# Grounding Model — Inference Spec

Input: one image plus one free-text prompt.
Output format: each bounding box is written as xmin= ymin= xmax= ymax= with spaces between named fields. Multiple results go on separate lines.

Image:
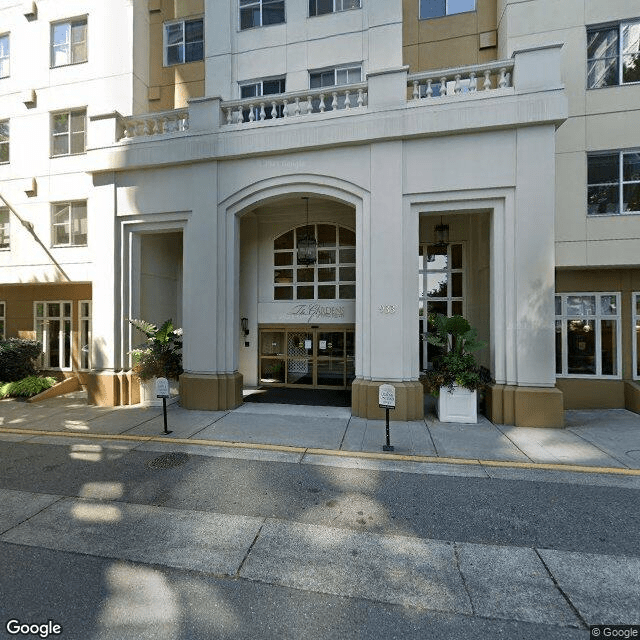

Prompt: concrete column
xmin=352 ymin=141 xmax=423 ymax=419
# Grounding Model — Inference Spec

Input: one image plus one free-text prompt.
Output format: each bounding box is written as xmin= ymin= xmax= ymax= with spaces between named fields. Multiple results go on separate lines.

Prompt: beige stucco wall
xmin=403 ymin=0 xmax=498 ymax=72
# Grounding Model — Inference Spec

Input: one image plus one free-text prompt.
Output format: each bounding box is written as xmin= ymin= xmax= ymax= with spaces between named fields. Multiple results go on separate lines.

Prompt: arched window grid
xmin=273 ymin=223 xmax=355 ymax=301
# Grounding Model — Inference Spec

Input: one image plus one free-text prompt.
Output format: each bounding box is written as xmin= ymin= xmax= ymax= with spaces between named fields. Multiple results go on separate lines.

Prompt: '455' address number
xmin=378 ymin=305 xmax=397 ymax=314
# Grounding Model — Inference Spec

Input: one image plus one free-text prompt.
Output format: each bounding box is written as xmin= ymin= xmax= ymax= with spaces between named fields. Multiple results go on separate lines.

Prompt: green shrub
xmin=0 ymin=339 xmax=42 ymax=382
xmin=128 ymin=318 xmax=183 ymax=381
xmin=0 ymin=376 xmax=56 ymax=398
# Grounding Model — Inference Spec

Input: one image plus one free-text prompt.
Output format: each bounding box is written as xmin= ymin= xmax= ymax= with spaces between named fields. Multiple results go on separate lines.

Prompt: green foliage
xmin=0 ymin=339 xmax=42 ymax=382
xmin=128 ymin=318 xmax=183 ymax=381
xmin=423 ymin=314 xmax=493 ymax=394
xmin=0 ymin=376 xmax=56 ymax=398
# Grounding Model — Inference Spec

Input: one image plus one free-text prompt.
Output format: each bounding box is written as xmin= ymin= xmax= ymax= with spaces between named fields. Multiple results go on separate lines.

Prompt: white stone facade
xmin=1 ymin=0 xmax=637 ymax=422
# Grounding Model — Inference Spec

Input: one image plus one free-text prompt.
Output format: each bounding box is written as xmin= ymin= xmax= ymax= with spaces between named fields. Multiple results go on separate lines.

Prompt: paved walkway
xmin=1 ymin=392 xmax=640 ymax=474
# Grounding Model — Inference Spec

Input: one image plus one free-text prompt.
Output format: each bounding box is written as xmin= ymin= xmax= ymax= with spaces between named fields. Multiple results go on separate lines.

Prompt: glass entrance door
xmin=259 ymin=326 xmax=355 ymax=389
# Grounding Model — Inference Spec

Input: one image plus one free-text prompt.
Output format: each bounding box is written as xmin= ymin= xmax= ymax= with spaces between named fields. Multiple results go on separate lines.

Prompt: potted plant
xmin=422 ymin=314 xmax=490 ymax=423
xmin=128 ymin=318 xmax=183 ymax=407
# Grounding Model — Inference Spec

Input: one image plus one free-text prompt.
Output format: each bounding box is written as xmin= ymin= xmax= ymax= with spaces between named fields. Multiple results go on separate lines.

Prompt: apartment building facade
xmin=0 ymin=0 xmax=638 ymax=426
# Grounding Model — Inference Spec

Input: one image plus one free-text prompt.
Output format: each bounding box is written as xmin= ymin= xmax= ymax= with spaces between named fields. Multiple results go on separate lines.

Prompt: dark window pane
xmin=567 ymin=320 xmax=596 ymax=375
xmin=263 ymin=1 xmax=285 ymax=25
xmin=339 ymin=227 xmax=355 ymax=245
xmin=420 ymin=0 xmax=446 ymax=19
xmin=297 ymin=268 xmax=314 ymax=283
xmin=318 ymin=268 xmax=335 ymax=282
xmin=318 ymin=250 xmax=335 ymax=265
xmin=623 ymin=153 xmax=640 ymax=181
xmin=339 ymin=248 xmax=355 ymax=263
xmin=297 ymin=286 xmax=314 ymax=299
xmin=274 ymin=286 xmax=292 ymax=300
xmin=588 ymin=154 xmax=618 ymax=184
xmin=451 ymin=301 xmax=463 ymax=316
xmin=274 ymin=269 xmax=293 ymax=283
xmin=275 ymin=230 xmax=294 ymax=249
xmin=318 ymin=285 xmax=335 ymax=299
xmin=451 ymin=244 xmax=463 ymax=269
xmin=185 ymin=19 xmax=203 ymax=42
xmin=555 ymin=320 xmax=562 ymax=374
xmin=587 ymin=58 xmax=619 ymax=88
xmin=623 ymin=54 xmax=640 ymax=83
xmin=240 ymin=7 xmax=258 ymax=29
xmin=185 ymin=42 xmax=203 ymax=62
xmin=166 ymin=44 xmax=182 ymax=65
xmin=261 ymin=358 xmax=285 ymax=383
xmin=261 ymin=331 xmax=284 ymax=355
xmin=339 ymin=267 xmax=355 ymax=281
xmin=317 ymin=224 xmax=336 ymax=246
xmin=166 ymin=23 xmax=183 ymax=45
xmin=339 ymin=284 xmax=355 ymax=299
xmin=451 ymin=272 xmax=463 ymax=297
xmin=623 ymin=183 xmax=640 ymax=212
xmin=274 ymin=252 xmax=293 ymax=266
xmin=262 ymin=78 xmax=285 ymax=94
xmin=588 ymin=185 xmax=619 ymax=215
xmin=601 ymin=320 xmax=617 ymax=375
xmin=428 ymin=301 xmax=447 ymax=316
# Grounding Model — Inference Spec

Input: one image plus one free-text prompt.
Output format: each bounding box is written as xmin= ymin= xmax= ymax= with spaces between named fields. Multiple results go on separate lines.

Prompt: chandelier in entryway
xmin=297 ymin=196 xmax=317 ymax=266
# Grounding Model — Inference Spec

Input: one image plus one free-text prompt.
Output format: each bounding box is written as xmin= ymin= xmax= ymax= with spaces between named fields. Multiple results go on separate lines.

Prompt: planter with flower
xmin=128 ymin=318 xmax=183 ymax=407
xmin=422 ymin=314 xmax=491 ymax=423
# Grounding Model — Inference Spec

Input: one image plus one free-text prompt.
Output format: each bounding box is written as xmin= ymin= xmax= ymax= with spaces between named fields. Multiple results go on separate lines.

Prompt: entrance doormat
xmin=244 ymin=387 xmax=352 ymax=407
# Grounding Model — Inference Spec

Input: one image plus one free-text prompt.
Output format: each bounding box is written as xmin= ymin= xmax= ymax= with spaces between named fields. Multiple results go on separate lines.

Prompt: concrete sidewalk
xmin=1 ymin=391 xmax=640 ymax=473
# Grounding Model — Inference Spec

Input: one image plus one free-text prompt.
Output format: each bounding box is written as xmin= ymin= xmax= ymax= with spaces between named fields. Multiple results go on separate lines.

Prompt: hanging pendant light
xmin=434 ymin=215 xmax=449 ymax=248
xmin=297 ymin=196 xmax=317 ymax=267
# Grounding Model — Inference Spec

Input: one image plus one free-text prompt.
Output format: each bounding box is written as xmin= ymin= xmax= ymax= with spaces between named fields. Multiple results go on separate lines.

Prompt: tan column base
xmin=86 ymin=372 xmax=140 ymax=407
xmin=487 ymin=384 xmax=564 ymax=428
xmin=179 ymin=372 xmax=243 ymax=411
xmin=351 ymin=379 xmax=424 ymax=420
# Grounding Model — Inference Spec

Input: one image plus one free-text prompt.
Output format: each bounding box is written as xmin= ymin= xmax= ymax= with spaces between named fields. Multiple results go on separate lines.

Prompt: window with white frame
xmin=0 ymin=33 xmax=9 ymax=78
xmin=51 ymin=109 xmax=86 ymax=156
xmin=79 ymin=300 xmax=91 ymax=370
xmin=588 ymin=151 xmax=640 ymax=215
xmin=240 ymin=77 xmax=285 ymax=120
xmin=273 ymin=224 xmax=355 ymax=300
xmin=420 ymin=0 xmax=475 ymax=20
xmin=309 ymin=64 xmax=361 ymax=88
xmin=634 ymin=293 xmax=640 ymax=380
xmin=587 ymin=19 xmax=640 ymax=89
xmin=240 ymin=0 xmax=285 ymax=30
xmin=35 ymin=301 xmax=72 ymax=369
xmin=419 ymin=243 xmax=464 ymax=370
xmin=164 ymin=18 xmax=203 ymax=66
xmin=0 ymin=301 xmax=5 ymax=340
xmin=555 ymin=293 xmax=621 ymax=378
xmin=0 ymin=207 xmax=9 ymax=249
xmin=309 ymin=0 xmax=360 ymax=17
xmin=0 ymin=120 xmax=8 ymax=164
xmin=52 ymin=201 xmax=87 ymax=247
xmin=51 ymin=18 xmax=87 ymax=67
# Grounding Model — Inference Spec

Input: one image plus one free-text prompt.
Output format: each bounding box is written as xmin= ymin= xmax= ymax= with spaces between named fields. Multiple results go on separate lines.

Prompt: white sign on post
xmin=378 ymin=384 xmax=396 ymax=409
xmin=155 ymin=377 xmax=170 ymax=398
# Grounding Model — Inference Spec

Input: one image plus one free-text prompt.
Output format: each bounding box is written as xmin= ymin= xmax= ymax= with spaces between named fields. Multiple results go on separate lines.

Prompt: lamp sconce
xmin=241 ymin=317 xmax=249 ymax=336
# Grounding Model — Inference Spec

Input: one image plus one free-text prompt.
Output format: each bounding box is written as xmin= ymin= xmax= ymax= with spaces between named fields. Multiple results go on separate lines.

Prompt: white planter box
xmin=437 ymin=385 xmax=477 ymax=423
xmin=140 ymin=378 xmax=180 ymax=407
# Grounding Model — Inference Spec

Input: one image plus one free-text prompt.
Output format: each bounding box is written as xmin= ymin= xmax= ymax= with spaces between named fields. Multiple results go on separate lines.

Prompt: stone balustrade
xmin=408 ymin=59 xmax=515 ymax=101
xmin=120 ymin=109 xmax=189 ymax=140
xmin=221 ymin=82 xmax=368 ymax=126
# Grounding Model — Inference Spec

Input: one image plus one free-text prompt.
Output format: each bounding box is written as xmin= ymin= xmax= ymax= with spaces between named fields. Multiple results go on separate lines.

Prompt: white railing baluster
xmin=483 ymin=69 xmax=492 ymax=91
xmin=319 ymin=93 xmax=325 ymax=112
xmin=344 ymin=90 xmax=351 ymax=109
xmin=498 ymin=67 xmax=507 ymax=89
xmin=469 ymin=71 xmax=477 ymax=92
xmin=306 ymin=96 xmax=312 ymax=114
xmin=357 ymin=89 xmax=364 ymax=107
xmin=440 ymin=77 xmax=447 ymax=97
xmin=294 ymin=97 xmax=301 ymax=116
xmin=331 ymin=92 xmax=338 ymax=110
xmin=259 ymin=102 xmax=266 ymax=121
xmin=413 ymin=80 xmax=419 ymax=100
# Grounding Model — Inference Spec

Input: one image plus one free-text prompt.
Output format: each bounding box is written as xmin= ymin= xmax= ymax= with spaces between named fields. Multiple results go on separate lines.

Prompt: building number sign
xmin=378 ymin=305 xmax=397 ymax=314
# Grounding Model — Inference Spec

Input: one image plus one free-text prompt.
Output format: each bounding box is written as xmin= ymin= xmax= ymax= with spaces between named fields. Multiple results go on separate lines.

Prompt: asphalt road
xmin=0 ymin=438 xmax=638 ymax=639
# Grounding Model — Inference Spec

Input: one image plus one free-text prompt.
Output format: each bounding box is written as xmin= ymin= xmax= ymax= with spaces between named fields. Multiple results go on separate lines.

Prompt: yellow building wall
xmin=403 ymin=0 xmax=498 ymax=73
xmin=149 ymin=0 xmax=205 ymax=112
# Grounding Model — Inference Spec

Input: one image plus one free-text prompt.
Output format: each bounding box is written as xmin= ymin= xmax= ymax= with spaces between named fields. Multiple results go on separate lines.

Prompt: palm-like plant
xmin=423 ymin=314 xmax=491 ymax=394
xmin=128 ymin=318 xmax=183 ymax=381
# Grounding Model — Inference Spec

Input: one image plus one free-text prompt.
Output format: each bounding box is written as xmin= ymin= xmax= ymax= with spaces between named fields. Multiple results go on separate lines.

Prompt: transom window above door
xmin=273 ymin=224 xmax=355 ymax=300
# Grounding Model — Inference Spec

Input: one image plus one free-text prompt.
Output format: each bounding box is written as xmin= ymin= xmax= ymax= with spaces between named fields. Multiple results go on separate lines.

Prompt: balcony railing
xmin=120 ymin=109 xmax=189 ymax=140
xmin=220 ymin=82 xmax=368 ymax=126
xmin=408 ymin=59 xmax=515 ymax=101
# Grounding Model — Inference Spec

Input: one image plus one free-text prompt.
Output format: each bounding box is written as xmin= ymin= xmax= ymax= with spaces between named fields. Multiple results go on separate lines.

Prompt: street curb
xmin=1 ymin=426 xmax=638 ymax=476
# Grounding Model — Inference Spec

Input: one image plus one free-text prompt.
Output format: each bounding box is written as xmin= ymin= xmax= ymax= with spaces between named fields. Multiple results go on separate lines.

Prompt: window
xmin=0 ymin=33 xmax=9 ymax=78
xmin=240 ymin=0 xmax=285 ymax=30
xmin=79 ymin=300 xmax=91 ymax=370
xmin=588 ymin=151 xmax=640 ymax=215
xmin=309 ymin=0 xmax=360 ymax=17
xmin=555 ymin=293 xmax=621 ymax=378
xmin=0 ymin=302 xmax=5 ymax=340
xmin=420 ymin=0 xmax=475 ymax=20
xmin=51 ymin=18 xmax=87 ymax=67
xmin=634 ymin=293 xmax=640 ymax=380
xmin=273 ymin=224 xmax=355 ymax=300
xmin=310 ymin=64 xmax=361 ymax=88
xmin=240 ymin=77 xmax=285 ymax=120
xmin=419 ymin=243 xmax=464 ymax=370
xmin=164 ymin=18 xmax=203 ymax=66
xmin=588 ymin=20 xmax=640 ymax=88
xmin=0 ymin=120 xmax=8 ymax=163
xmin=52 ymin=201 xmax=87 ymax=246
xmin=51 ymin=109 xmax=86 ymax=156
xmin=0 ymin=208 xmax=9 ymax=249
xmin=35 ymin=301 xmax=72 ymax=369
